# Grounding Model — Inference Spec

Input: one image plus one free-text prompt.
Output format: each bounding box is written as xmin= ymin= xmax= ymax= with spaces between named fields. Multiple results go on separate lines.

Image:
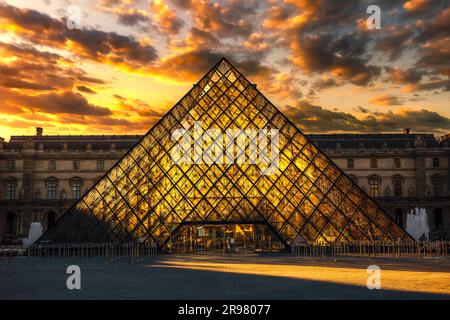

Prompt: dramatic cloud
xmin=0 ymin=3 xmax=158 ymax=69
xmin=0 ymin=1 xmax=449 ymax=138
xmin=285 ymin=101 xmax=450 ymax=134
xmin=149 ymin=0 xmax=183 ymax=34
xmin=11 ymin=91 xmax=112 ymax=116
xmin=172 ymin=0 xmax=261 ymax=39
xmin=289 ymin=33 xmax=381 ymax=86
xmin=375 ymin=25 xmax=414 ymax=60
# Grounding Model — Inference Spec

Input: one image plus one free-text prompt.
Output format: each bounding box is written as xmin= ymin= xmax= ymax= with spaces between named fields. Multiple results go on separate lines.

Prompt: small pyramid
xmin=39 ymin=58 xmax=412 ymax=248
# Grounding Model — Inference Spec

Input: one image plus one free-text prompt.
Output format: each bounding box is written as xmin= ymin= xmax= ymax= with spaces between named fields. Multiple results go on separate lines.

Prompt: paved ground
xmin=1 ymin=254 xmax=449 ymax=299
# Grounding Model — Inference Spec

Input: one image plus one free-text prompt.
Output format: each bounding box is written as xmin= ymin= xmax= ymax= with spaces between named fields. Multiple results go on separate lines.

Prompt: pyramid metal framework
xmin=39 ymin=58 xmax=411 ymax=248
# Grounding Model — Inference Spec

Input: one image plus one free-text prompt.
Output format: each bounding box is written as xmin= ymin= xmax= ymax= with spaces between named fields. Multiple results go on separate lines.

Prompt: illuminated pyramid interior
xmin=39 ymin=58 xmax=411 ymax=250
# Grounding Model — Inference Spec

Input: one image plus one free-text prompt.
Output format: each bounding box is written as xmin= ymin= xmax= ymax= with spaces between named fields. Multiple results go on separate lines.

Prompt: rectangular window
xmin=370 ymin=158 xmax=378 ymax=169
xmin=72 ymin=182 xmax=82 ymax=199
xmin=73 ymin=160 xmax=80 ymax=171
xmin=7 ymin=160 xmax=15 ymax=171
xmin=432 ymin=157 xmax=440 ymax=168
xmin=97 ymin=160 xmax=105 ymax=171
xmin=393 ymin=158 xmax=401 ymax=168
xmin=393 ymin=178 xmax=402 ymax=197
xmin=48 ymin=160 xmax=56 ymax=170
xmin=432 ymin=181 xmax=442 ymax=197
xmin=369 ymin=179 xmax=379 ymax=197
xmin=6 ymin=182 xmax=16 ymax=200
xmin=347 ymin=158 xmax=354 ymax=169
xmin=47 ymin=182 xmax=57 ymax=200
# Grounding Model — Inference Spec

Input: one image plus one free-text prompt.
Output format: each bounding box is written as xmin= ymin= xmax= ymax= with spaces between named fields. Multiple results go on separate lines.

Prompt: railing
xmin=0 ymin=246 xmax=23 ymax=267
xmin=291 ymin=240 xmax=450 ymax=258
xmin=0 ymin=242 xmax=159 ymax=266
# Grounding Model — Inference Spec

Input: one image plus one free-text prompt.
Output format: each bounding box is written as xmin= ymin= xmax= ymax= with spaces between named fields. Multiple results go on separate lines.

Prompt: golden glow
xmin=43 ymin=59 xmax=410 ymax=248
xmin=149 ymin=258 xmax=450 ymax=295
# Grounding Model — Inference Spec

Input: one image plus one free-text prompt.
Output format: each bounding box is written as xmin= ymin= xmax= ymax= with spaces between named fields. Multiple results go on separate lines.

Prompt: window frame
xmin=7 ymin=160 xmax=16 ymax=171
xmin=6 ymin=182 xmax=17 ymax=200
xmin=48 ymin=159 xmax=56 ymax=171
xmin=370 ymin=158 xmax=378 ymax=169
xmin=432 ymin=157 xmax=440 ymax=168
xmin=47 ymin=182 xmax=57 ymax=200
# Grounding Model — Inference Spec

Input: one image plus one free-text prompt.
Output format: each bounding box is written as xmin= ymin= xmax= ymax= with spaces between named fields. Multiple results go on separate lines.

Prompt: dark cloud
xmin=415 ymin=37 xmax=450 ymax=78
xmin=173 ymin=0 xmax=260 ymax=39
xmin=312 ymin=78 xmax=341 ymax=91
xmin=0 ymin=42 xmax=106 ymax=104
xmin=0 ymin=78 xmax=53 ymax=91
xmin=0 ymin=3 xmax=158 ymax=69
xmin=385 ymin=67 xmax=425 ymax=85
xmin=17 ymin=92 xmax=112 ymax=116
xmin=76 ymin=85 xmax=97 ymax=94
xmin=375 ymin=26 xmax=414 ymax=60
xmin=290 ymin=33 xmax=381 ymax=86
xmin=354 ymin=106 xmax=371 ymax=113
xmin=414 ymin=6 xmax=450 ymax=42
xmin=370 ymin=94 xmax=404 ymax=106
xmin=117 ymin=10 xmax=149 ymax=26
xmin=284 ymin=101 xmax=450 ymax=134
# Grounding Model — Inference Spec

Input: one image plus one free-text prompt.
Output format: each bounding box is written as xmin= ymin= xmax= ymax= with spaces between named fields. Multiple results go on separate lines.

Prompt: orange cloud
xmin=149 ymin=0 xmax=183 ymax=34
xmin=404 ymin=0 xmax=433 ymax=13
xmin=369 ymin=95 xmax=403 ymax=106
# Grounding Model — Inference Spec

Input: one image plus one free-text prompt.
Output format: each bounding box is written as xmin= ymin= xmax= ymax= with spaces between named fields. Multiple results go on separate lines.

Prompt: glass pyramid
xmin=39 ymin=58 xmax=411 ymax=248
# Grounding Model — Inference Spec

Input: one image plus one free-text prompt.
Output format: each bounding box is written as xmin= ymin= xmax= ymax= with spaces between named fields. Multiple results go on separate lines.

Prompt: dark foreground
xmin=0 ymin=254 xmax=449 ymax=299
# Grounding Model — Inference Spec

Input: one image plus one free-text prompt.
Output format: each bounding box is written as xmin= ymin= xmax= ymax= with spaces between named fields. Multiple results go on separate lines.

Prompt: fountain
xmin=405 ymin=207 xmax=429 ymax=240
xmin=23 ymin=222 xmax=43 ymax=247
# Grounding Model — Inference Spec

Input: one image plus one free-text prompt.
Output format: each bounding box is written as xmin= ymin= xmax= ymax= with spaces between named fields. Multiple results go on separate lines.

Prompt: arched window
xmin=69 ymin=177 xmax=83 ymax=199
xmin=367 ymin=174 xmax=381 ymax=197
xmin=392 ymin=174 xmax=404 ymax=197
xmin=430 ymin=174 xmax=444 ymax=197
xmin=4 ymin=177 xmax=18 ymax=200
xmin=45 ymin=177 xmax=59 ymax=200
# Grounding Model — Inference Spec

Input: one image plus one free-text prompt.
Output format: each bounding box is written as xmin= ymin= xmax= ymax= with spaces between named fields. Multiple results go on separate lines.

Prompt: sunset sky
xmin=0 ymin=0 xmax=449 ymax=139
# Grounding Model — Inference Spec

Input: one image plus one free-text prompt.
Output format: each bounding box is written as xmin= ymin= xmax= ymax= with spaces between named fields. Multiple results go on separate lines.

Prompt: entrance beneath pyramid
xmin=165 ymin=223 xmax=285 ymax=253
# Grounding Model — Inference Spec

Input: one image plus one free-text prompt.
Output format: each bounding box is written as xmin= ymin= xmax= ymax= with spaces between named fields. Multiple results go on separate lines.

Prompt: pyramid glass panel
xmin=38 ymin=58 xmax=412 ymax=250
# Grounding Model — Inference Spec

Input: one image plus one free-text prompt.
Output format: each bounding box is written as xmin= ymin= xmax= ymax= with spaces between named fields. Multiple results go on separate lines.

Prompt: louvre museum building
xmin=1 ymin=59 xmax=449 ymax=252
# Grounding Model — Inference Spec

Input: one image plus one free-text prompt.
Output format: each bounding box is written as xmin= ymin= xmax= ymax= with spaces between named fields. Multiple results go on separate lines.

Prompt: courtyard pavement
xmin=0 ymin=254 xmax=449 ymax=299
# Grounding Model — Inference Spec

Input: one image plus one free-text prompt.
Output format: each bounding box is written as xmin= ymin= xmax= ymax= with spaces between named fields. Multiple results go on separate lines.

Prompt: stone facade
xmin=1 ymin=128 xmax=449 ymax=243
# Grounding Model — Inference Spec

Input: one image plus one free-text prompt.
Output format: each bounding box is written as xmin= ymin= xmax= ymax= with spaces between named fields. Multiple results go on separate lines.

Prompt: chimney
xmin=36 ymin=127 xmax=43 ymax=137
xmin=402 ymin=128 xmax=410 ymax=135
